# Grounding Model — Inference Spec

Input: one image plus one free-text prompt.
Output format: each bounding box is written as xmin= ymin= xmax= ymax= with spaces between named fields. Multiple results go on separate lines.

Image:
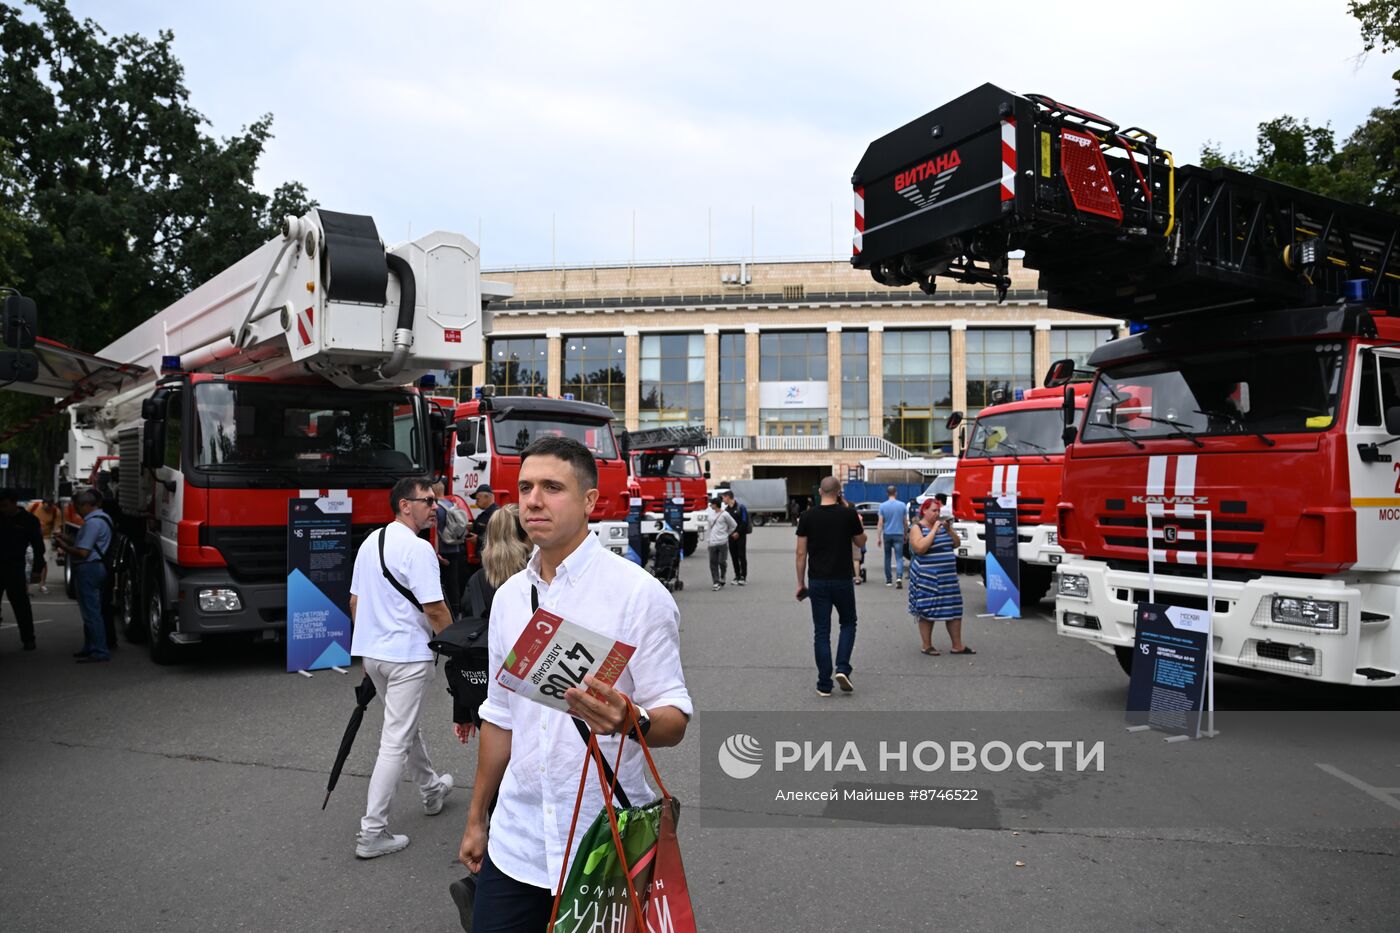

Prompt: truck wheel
xmin=146 ymin=573 xmax=180 ymax=665
xmin=681 ymin=532 xmax=698 ymax=557
xmin=118 ymin=550 xmax=146 ymax=643
xmin=752 ymin=514 xmax=767 ymax=527
xmin=1021 ymin=566 xmax=1052 ymax=605
xmin=1114 ymin=645 xmax=1135 ymax=677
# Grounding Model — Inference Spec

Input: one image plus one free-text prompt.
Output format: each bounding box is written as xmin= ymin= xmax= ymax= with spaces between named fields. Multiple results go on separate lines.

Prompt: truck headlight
xmin=1271 ymin=596 xmax=1340 ymax=630
xmin=1057 ymin=572 xmax=1089 ymax=598
xmin=609 ymin=526 xmax=627 ymax=539
xmin=198 ymin=588 xmax=243 ymax=612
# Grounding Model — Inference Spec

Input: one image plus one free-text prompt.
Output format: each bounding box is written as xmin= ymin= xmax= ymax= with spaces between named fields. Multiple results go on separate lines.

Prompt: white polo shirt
xmin=349 ymin=520 xmax=444 ymax=663
xmin=477 ymin=531 xmax=693 ymax=892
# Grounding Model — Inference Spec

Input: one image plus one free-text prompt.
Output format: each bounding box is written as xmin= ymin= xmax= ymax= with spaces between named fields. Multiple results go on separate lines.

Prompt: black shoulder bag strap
xmin=89 ymin=513 xmax=114 ymax=562
xmin=532 ymin=585 xmax=630 ymax=808
xmin=378 ymin=525 xmax=422 ymax=612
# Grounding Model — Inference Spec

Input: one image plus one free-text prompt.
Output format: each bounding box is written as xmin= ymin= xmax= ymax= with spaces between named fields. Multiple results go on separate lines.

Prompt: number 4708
xmin=538 ymin=643 xmax=596 ymax=699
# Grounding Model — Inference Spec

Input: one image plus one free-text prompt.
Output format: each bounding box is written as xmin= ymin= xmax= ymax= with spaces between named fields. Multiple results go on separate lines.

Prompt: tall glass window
xmin=639 ymin=333 xmax=704 ymax=427
xmin=840 ymin=331 xmax=869 ymax=435
xmin=718 ymin=333 xmax=747 ymax=436
xmin=1048 ymin=327 xmax=1117 ymax=370
xmin=759 ymin=331 xmax=827 ymax=381
xmin=759 ymin=331 xmax=828 ymax=435
xmin=882 ymin=329 xmax=952 ymax=453
xmin=562 ymin=335 xmax=627 ymax=420
xmin=965 ymin=328 xmax=1033 ymax=410
xmin=488 ymin=337 xmax=548 ymax=396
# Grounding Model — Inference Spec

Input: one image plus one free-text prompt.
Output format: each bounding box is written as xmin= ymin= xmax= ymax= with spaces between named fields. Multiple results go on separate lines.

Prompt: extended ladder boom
xmin=620 ymin=425 xmax=709 ymax=452
xmin=852 ymin=84 xmax=1400 ymax=320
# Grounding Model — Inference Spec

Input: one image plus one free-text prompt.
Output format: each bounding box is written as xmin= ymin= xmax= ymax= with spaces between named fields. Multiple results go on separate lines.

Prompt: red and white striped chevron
xmin=853 ymin=186 xmax=865 ymax=256
xmin=1000 ymin=118 xmax=1017 ymax=202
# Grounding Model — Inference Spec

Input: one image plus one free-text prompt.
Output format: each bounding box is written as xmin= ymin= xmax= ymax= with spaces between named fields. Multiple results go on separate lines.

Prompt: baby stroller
xmin=650 ymin=526 xmax=684 ymax=592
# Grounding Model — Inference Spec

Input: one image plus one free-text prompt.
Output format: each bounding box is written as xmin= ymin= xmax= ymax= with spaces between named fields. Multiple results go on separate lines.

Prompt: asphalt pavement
xmin=1 ymin=526 xmax=1397 ymax=932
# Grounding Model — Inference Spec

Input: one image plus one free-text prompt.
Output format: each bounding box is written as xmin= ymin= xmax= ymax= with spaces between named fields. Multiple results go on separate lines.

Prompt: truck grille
xmin=1096 ymin=514 xmax=1264 ymax=558
xmin=202 ymin=525 xmax=381 ymax=582
xmin=972 ymin=497 xmax=1047 ymax=524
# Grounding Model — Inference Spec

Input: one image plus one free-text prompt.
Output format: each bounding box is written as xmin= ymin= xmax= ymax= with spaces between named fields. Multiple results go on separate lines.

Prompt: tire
xmin=1114 ymin=645 xmax=1135 ymax=677
xmin=146 ymin=570 xmax=180 ymax=665
xmin=118 ymin=546 xmax=146 ymax=643
xmin=681 ymin=532 xmax=699 ymax=558
xmin=1020 ymin=565 xmax=1052 ymax=605
xmin=752 ymin=514 xmax=767 ymax=527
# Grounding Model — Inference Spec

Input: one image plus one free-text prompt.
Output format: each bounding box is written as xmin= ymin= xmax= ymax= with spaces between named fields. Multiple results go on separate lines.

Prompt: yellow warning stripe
xmin=1352 ymin=498 xmax=1400 ymax=507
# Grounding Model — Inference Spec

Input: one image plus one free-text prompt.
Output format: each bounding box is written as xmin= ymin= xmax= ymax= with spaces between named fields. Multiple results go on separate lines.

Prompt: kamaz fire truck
xmin=854 ymin=84 xmax=1400 ymax=687
xmin=621 ymin=424 xmax=712 ymax=556
xmin=946 ymin=384 xmax=1089 ymax=604
xmin=50 ymin=209 xmax=487 ymax=662
xmin=448 ymin=393 xmax=632 ymax=554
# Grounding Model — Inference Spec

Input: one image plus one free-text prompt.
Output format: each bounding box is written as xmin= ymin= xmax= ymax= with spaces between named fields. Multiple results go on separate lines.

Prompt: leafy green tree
xmin=0 ymin=0 xmax=313 ymax=482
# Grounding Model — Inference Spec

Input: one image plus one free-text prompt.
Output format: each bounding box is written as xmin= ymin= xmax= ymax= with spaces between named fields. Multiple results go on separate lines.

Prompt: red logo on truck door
xmin=895 ymin=150 xmax=962 ymax=191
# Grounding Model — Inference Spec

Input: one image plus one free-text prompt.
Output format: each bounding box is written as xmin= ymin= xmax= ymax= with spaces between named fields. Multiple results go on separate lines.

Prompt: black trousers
xmin=439 ymin=550 xmax=465 ymax=619
xmin=1 ymin=568 xmax=35 ymax=646
xmin=728 ymin=534 xmax=749 ymax=581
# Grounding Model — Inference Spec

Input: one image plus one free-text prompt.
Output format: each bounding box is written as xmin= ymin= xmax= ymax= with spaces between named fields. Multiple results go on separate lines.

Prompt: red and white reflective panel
xmin=1000 ymin=118 xmax=1017 ymax=202
xmin=1145 ymin=454 xmax=1200 ymax=565
xmin=853 ymin=186 xmax=865 ymax=256
xmin=297 ymin=305 xmax=315 ymax=348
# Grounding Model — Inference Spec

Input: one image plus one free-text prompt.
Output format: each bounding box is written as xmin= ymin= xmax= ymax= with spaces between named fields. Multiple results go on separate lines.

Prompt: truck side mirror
xmin=0 ymin=350 xmax=38 ymax=382
xmin=1045 ymin=358 xmax=1075 ymax=388
xmin=1061 ymin=386 xmax=1078 ymax=445
xmin=142 ymin=421 xmax=167 ymax=470
xmin=2 ymin=295 xmax=37 ymax=350
xmin=455 ymin=420 xmax=479 ymax=457
xmin=428 ymin=404 xmax=447 ymax=464
xmin=704 ymin=459 xmax=712 ymax=480
xmin=945 ymin=411 xmax=963 ymax=430
xmin=1386 ymin=405 xmax=1400 ymax=436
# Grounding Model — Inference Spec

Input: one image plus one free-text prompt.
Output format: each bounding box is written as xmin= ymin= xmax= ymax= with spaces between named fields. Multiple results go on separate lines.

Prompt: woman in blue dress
xmin=908 ymin=498 xmax=973 ymax=656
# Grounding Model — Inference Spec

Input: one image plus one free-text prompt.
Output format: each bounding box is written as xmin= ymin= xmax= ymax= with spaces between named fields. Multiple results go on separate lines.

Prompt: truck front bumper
xmin=954 ymin=522 xmax=1065 ymax=567
xmin=1053 ymin=557 xmax=1398 ymax=686
xmin=174 ymin=570 xmax=290 ymax=635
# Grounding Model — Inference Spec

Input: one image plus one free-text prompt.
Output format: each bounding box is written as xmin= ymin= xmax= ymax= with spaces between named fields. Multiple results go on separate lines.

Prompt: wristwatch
xmin=626 ymin=703 xmax=652 ymax=741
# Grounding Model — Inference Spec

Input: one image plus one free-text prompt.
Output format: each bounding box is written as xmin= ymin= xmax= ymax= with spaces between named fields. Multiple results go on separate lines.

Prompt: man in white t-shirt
xmin=349 ymin=476 xmax=456 ymax=859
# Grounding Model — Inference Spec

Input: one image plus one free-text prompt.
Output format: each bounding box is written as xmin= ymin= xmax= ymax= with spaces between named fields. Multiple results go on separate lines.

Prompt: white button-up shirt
xmin=477 ymin=531 xmax=693 ymax=891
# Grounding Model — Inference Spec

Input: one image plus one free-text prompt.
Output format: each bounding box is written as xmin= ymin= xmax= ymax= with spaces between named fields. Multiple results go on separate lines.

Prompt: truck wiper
xmin=1193 ymin=409 xmax=1276 ymax=447
xmin=1137 ymin=415 xmax=1204 ymax=448
xmin=1107 ymin=423 xmax=1145 ymax=449
xmin=1013 ymin=438 xmax=1054 ymax=461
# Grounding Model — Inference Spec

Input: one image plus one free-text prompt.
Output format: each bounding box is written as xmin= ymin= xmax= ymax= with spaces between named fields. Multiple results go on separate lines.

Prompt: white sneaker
xmin=355 ymin=831 xmax=410 ymax=859
xmin=834 ymin=672 xmax=854 ymax=693
xmin=39 ymin=585 xmax=49 ymax=595
xmin=736 ymin=580 xmax=746 ymax=586
xmin=712 ymin=583 xmax=722 ymax=591
xmin=423 ymin=773 xmax=454 ymax=815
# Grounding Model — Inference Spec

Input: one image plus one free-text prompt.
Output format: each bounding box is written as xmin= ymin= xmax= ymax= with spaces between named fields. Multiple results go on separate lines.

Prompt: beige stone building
xmin=449 ymin=257 xmax=1121 ymax=494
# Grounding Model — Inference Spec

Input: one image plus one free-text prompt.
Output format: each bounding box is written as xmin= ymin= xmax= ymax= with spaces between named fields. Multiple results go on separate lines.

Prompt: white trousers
xmin=360 ymin=657 xmax=440 ymax=837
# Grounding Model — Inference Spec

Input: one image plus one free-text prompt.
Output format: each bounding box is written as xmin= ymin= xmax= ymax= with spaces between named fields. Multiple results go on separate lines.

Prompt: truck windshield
xmin=193 ymin=383 xmax=422 ymax=472
xmin=493 ymin=415 xmax=618 ymax=459
xmin=965 ymin=409 xmax=1066 ymax=458
xmin=1081 ymin=342 xmax=1345 ymax=443
xmin=632 ymin=452 xmax=702 ymax=478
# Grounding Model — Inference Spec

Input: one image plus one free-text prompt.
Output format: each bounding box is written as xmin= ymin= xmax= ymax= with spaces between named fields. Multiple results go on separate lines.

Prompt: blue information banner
xmin=984 ymin=495 xmax=1021 ymax=618
xmin=286 ymin=497 xmax=353 ymax=673
xmin=1126 ymin=602 xmax=1210 ymax=738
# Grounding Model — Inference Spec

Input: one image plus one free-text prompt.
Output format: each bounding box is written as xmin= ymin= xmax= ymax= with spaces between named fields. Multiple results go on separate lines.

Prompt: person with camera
xmin=907 ymin=497 xmax=972 ymax=656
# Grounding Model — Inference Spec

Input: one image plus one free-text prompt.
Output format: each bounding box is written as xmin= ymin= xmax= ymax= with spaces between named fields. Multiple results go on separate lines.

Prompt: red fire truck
xmin=621 ymin=425 xmax=713 ymax=556
xmin=448 ymin=393 xmax=633 ymax=554
xmin=946 ymin=384 xmax=1089 ymax=603
xmin=29 ymin=209 xmax=488 ymax=662
xmin=853 ymin=84 xmax=1400 ymax=687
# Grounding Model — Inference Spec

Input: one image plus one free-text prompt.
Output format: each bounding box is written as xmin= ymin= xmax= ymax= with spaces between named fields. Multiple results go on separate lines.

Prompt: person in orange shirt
xmin=27 ymin=497 xmax=61 ymax=595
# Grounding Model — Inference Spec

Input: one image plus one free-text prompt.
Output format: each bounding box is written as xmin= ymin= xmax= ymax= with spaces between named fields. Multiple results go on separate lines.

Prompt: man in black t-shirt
xmin=463 ymin=484 xmax=497 ymax=586
xmin=795 ymin=476 xmax=867 ymax=697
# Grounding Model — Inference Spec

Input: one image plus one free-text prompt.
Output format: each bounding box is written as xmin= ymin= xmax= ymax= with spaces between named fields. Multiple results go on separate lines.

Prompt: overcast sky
xmin=64 ymin=1 xmax=1400 ymax=270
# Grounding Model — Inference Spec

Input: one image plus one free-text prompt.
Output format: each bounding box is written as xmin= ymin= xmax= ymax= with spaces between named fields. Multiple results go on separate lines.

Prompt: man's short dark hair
xmin=721 ymin=490 xmax=735 ymax=500
xmin=819 ymin=476 xmax=841 ymax=497
xmin=934 ymin=493 xmax=948 ymax=504
xmin=389 ymin=476 xmax=430 ymax=514
xmin=886 ymin=485 xmax=897 ymax=497
xmin=520 ymin=435 xmax=598 ymax=491
xmin=73 ymin=488 xmax=102 ymax=508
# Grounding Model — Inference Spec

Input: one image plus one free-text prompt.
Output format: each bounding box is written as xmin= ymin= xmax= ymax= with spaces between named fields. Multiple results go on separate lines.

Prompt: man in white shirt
xmin=349 ymin=476 xmax=455 ymax=859
xmin=458 ymin=435 xmax=692 ymax=932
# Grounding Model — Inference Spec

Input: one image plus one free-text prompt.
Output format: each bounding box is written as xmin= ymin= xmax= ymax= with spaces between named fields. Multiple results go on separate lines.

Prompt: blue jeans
xmin=473 ymin=851 xmax=554 ymax=933
xmin=75 ymin=562 xmax=109 ymax=659
xmin=808 ymin=578 xmax=857 ymax=693
xmin=883 ymin=534 xmax=905 ymax=583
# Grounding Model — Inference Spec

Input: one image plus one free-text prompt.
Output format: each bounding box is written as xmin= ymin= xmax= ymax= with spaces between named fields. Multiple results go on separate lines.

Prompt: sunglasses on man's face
xmin=406 ymin=496 xmax=437 ymax=507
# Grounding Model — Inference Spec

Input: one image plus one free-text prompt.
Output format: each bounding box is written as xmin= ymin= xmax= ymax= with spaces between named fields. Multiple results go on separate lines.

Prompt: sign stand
xmin=1126 ymin=505 xmax=1218 ymax=741
xmin=983 ymin=493 xmax=1021 ymax=619
xmin=286 ymin=493 xmax=354 ymax=676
